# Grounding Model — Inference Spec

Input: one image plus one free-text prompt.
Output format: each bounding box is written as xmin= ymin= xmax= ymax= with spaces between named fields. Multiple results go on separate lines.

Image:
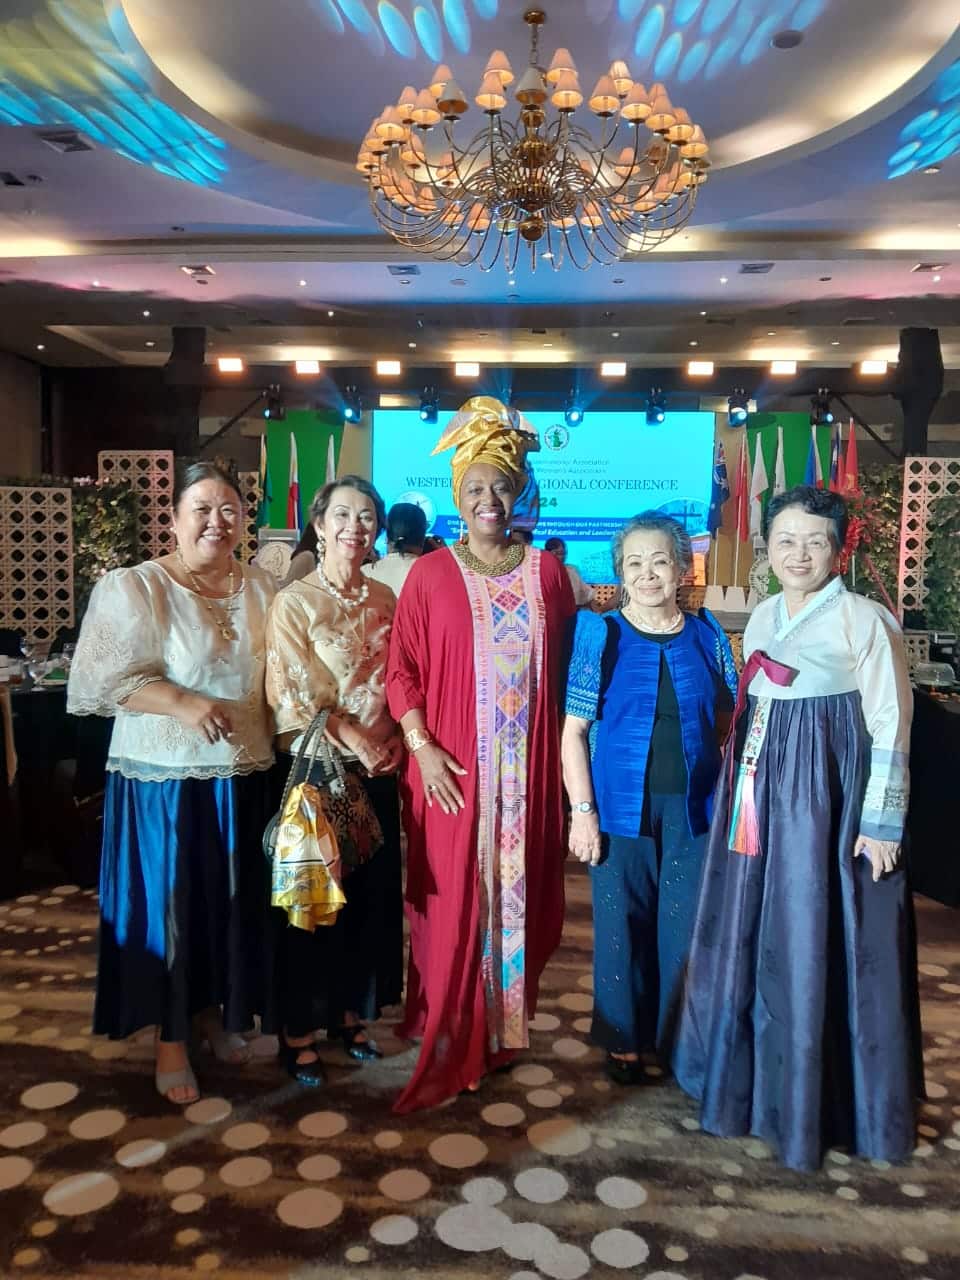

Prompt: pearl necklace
xmin=316 ymin=560 xmax=369 ymax=610
xmin=176 ymin=549 xmax=239 ymax=642
xmin=622 ymin=606 xmax=683 ymax=634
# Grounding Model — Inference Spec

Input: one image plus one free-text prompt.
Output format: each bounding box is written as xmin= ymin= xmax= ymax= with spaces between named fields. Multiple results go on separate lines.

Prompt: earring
xmin=458 ymin=518 xmax=467 ymax=543
xmin=315 ymin=532 xmax=326 ymax=561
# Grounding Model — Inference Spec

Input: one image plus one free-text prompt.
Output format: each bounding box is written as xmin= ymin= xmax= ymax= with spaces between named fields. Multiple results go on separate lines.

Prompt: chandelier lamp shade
xmin=356 ymin=8 xmax=709 ymax=272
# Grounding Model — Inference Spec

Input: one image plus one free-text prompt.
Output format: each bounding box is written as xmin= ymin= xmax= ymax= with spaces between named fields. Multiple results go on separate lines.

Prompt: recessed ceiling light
xmin=767 ymin=330 xmax=776 ymax=336
xmin=600 ymin=360 xmax=627 ymax=377
xmin=450 ymin=278 xmax=467 ymax=286
xmin=299 ymin=279 xmax=307 ymax=287
xmin=770 ymin=359 xmax=797 ymax=376
xmin=933 ymin=274 xmax=942 ymax=282
xmin=36 ymin=343 xmax=45 ymax=351
xmin=508 ymin=278 xmax=516 ymax=286
xmin=399 ymin=279 xmax=411 ymax=286
xmin=611 ymin=331 xmax=620 ymax=338
xmin=700 ymin=310 xmax=707 ymax=316
xmin=819 ymin=275 xmax=832 ymax=282
xmin=142 ymin=309 xmax=151 ymax=318
xmin=687 ymin=360 xmax=714 ymax=377
xmin=408 ymin=341 xmax=417 ymax=349
xmin=217 ymin=357 xmax=244 ymax=373
xmin=327 ymin=309 xmax=335 ymax=317
xmin=455 ymin=361 xmax=480 ymax=377
xmin=771 ymin=29 xmax=803 ymax=50
xmin=859 ymin=359 xmax=888 ymax=375
xmin=924 ymin=165 xmax=941 ymax=175
xmin=145 ymin=341 xmax=155 ymax=348
xmin=294 ymin=359 xmax=321 ymax=375
xmin=689 ymin=340 xmax=699 ymax=347
xmin=376 ymin=359 xmax=402 ymax=375
xmin=831 ymin=340 xmax=841 ymax=346
xmin=91 ymin=279 xmax=101 ymax=287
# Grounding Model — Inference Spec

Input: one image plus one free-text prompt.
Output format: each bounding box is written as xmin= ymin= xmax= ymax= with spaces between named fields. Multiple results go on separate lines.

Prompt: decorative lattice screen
xmin=0 ymin=485 xmax=74 ymax=641
xmin=97 ymin=450 xmax=174 ymax=560
xmin=237 ymin=470 xmax=262 ymax=565
xmin=898 ymin=457 xmax=960 ymax=615
xmin=902 ymin=632 xmax=931 ymax=673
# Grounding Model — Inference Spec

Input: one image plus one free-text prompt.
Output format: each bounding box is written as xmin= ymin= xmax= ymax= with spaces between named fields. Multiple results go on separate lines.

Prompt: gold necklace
xmin=453 ymin=540 xmax=525 ymax=578
xmin=176 ymin=549 xmax=239 ymax=641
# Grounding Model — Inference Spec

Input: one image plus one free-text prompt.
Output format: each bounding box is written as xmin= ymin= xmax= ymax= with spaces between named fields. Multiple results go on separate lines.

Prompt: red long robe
xmin=386 ymin=546 xmax=574 ymax=1112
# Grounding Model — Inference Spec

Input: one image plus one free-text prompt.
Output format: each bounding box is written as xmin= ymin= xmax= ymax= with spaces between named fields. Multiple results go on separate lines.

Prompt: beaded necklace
xmin=453 ymin=539 xmax=525 ymax=578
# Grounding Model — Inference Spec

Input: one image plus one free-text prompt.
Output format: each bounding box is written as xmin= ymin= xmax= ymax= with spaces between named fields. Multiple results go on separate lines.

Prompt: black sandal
xmin=329 ymin=1023 xmax=383 ymax=1062
xmin=280 ymin=1039 xmax=326 ymax=1086
xmin=604 ymin=1053 xmax=647 ymax=1087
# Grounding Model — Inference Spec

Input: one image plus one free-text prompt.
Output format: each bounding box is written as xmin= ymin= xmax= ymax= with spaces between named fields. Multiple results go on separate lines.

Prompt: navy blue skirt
xmin=94 ymin=770 xmax=275 ymax=1041
xmin=673 ymin=692 xmax=922 ymax=1170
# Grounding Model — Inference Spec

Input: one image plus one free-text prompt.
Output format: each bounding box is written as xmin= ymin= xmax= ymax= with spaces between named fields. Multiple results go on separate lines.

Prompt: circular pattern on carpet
xmin=428 ymin=1134 xmax=488 ymax=1168
xmin=596 ymin=1176 xmax=648 ymax=1209
xmin=370 ymin=1214 xmax=419 ymax=1244
xmin=512 ymin=1065 xmax=554 ymax=1087
xmin=298 ymin=1112 xmax=347 ymax=1140
xmin=463 ymin=1177 xmax=507 ymax=1205
xmin=20 ymin=1082 xmax=78 ymax=1111
xmin=221 ymin=1124 xmax=270 ymax=1151
xmin=116 ymin=1139 xmax=166 ymax=1168
xmin=43 ymin=1172 xmax=119 ymax=1215
xmin=298 ymin=1155 xmax=341 ymax=1181
xmin=379 ymin=1169 xmax=432 ymax=1201
xmin=69 ymin=1110 xmax=126 ymax=1141
xmin=0 ymin=1156 xmax=33 ymax=1190
xmin=277 ymin=1188 xmax=343 ymax=1228
xmin=527 ymin=1118 xmax=592 ymax=1157
xmin=515 ymin=1167 xmax=569 ymax=1204
xmin=220 ymin=1157 xmax=272 ymax=1187
xmin=590 ymin=1229 xmax=650 ymax=1268
xmin=184 ymin=1098 xmax=232 ymax=1125
xmin=0 ymin=1122 xmax=46 ymax=1149
xmin=434 ymin=1204 xmax=513 ymax=1252
xmin=482 ymin=1103 xmax=526 ymax=1127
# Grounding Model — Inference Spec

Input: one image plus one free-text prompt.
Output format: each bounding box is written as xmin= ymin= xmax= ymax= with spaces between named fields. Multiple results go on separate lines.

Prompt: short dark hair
xmin=173 ymin=461 xmax=241 ymax=509
xmin=612 ymin=511 xmax=692 ymax=580
xmin=308 ymin=474 xmax=386 ymax=535
xmin=386 ymin=502 xmax=427 ymax=552
xmin=763 ymin=484 xmax=848 ymax=548
xmin=544 ymin=537 xmax=565 ymax=552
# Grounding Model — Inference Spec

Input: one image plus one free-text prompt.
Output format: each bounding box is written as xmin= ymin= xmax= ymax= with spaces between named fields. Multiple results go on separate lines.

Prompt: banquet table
xmin=907 ymin=688 xmax=960 ymax=908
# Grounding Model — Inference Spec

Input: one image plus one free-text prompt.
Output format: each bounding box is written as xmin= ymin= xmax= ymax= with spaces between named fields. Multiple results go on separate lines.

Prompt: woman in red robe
xmin=386 ymin=396 xmax=575 ymax=1112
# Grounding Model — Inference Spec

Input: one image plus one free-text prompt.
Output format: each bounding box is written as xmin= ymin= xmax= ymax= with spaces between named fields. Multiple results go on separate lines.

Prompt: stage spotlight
xmin=564 ymin=390 xmax=584 ymax=427
xmin=727 ymin=387 xmax=749 ymax=427
xmin=810 ymin=386 xmax=835 ymax=427
xmin=645 ymin=388 xmax=666 ymax=425
xmin=343 ymin=385 xmax=362 ymax=423
xmin=419 ymin=386 xmax=439 ymax=425
xmin=262 ymin=384 xmax=285 ymax=421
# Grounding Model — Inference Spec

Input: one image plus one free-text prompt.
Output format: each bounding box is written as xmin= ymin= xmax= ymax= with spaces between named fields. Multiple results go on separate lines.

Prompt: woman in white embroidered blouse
xmin=674 ymin=485 xmax=921 ymax=1171
xmin=265 ymin=476 xmax=403 ymax=1085
xmin=67 ymin=463 xmax=277 ymax=1105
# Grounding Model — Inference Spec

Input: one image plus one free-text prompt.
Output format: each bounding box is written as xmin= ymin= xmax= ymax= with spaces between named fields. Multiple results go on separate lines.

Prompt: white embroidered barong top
xmin=743 ymin=575 xmax=912 ymax=842
xmin=67 ymin=560 xmax=276 ymax=781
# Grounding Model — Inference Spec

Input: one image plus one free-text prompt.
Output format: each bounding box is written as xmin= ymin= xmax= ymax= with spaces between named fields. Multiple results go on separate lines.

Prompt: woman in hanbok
xmin=563 ymin=513 xmax=738 ymax=1083
xmin=67 ymin=463 xmax=277 ymax=1104
xmin=674 ymin=484 xmax=921 ymax=1170
xmin=386 ymin=396 xmax=575 ymax=1112
xmin=265 ymin=476 xmax=403 ymax=1083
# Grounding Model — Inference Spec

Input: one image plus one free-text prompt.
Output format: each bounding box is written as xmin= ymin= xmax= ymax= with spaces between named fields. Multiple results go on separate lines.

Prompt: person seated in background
xmin=364 ymin=502 xmax=427 ymax=599
xmin=545 ymin=536 xmax=595 ymax=608
xmin=562 ymin=512 xmax=738 ymax=1085
xmin=280 ymin=524 xmax=319 ymax=587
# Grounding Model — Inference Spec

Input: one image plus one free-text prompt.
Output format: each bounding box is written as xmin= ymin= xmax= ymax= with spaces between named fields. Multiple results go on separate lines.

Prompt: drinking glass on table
xmin=27 ymin=657 xmax=50 ymax=690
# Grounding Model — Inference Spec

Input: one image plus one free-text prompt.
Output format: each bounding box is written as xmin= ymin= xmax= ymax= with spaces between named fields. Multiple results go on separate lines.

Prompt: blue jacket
xmin=565 ymin=609 xmax=738 ymax=838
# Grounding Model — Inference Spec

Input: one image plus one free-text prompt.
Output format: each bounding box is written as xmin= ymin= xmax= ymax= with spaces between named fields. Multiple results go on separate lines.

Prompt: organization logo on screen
xmin=544 ymin=423 xmax=569 ymax=451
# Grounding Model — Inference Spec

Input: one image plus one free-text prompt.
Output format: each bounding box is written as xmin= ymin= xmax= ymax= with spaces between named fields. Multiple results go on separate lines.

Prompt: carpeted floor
xmin=0 ymin=867 xmax=958 ymax=1280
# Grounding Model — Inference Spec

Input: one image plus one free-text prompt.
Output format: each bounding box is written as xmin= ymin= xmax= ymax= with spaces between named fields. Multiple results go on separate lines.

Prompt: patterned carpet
xmin=1 ymin=868 xmax=959 ymax=1280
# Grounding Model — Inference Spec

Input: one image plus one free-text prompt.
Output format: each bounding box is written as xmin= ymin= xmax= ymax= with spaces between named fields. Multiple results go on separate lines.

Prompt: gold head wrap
xmin=431 ymin=395 xmax=540 ymax=507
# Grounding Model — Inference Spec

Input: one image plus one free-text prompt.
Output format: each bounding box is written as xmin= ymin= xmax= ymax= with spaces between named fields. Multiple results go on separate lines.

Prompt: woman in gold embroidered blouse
xmin=265 ymin=476 xmax=403 ymax=1084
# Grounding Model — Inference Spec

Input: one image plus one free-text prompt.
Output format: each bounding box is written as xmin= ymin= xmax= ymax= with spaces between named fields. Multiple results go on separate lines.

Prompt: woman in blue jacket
xmin=562 ymin=512 xmax=738 ymax=1085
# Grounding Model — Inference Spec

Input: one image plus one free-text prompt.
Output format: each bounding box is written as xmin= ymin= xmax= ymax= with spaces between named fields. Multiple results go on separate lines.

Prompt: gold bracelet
xmin=403 ymin=727 xmax=433 ymax=753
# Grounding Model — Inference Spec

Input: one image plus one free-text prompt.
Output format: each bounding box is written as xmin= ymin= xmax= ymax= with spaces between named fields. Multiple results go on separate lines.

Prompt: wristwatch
xmin=572 ymin=801 xmax=596 ymax=814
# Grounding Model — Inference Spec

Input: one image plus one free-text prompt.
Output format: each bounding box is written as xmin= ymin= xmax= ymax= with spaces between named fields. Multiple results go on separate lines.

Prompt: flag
xmin=256 ymin=432 xmax=272 ymax=527
xmin=734 ymin=437 xmax=750 ymax=543
xmin=707 ymin=437 xmax=729 ymax=536
xmin=804 ymin=425 xmax=824 ymax=489
xmin=828 ymin=422 xmax=842 ymax=492
xmin=772 ymin=425 xmax=786 ymax=496
xmin=325 ymin=433 xmax=337 ymax=484
xmin=749 ymin=434 xmax=768 ymax=539
xmin=286 ymin=433 xmax=301 ymax=532
xmin=843 ymin=419 xmax=860 ymax=494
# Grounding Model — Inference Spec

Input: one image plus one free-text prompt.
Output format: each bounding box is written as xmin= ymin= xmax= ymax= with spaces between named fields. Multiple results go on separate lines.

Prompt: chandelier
xmin=356 ymin=8 xmax=709 ymax=273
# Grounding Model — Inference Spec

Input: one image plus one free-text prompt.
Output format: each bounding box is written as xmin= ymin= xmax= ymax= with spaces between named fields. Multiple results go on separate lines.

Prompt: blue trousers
xmin=590 ymin=792 xmax=705 ymax=1057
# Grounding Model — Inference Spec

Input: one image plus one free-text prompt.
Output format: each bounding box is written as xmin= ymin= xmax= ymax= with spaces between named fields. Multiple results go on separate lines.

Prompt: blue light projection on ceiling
xmin=0 ymin=0 xmax=226 ymax=188
xmin=309 ymin=0 xmax=500 ymax=60
xmin=888 ymin=59 xmax=960 ymax=178
xmin=622 ymin=0 xmax=827 ymax=81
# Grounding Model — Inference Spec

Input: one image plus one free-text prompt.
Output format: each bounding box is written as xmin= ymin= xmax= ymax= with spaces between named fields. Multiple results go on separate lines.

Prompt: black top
xmin=627 ymin=626 xmax=687 ymax=796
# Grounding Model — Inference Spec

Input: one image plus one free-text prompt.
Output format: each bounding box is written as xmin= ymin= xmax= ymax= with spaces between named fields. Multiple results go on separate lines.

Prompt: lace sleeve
xmin=265 ymin=589 xmax=337 ymax=737
xmin=66 ymin=567 xmax=163 ymax=717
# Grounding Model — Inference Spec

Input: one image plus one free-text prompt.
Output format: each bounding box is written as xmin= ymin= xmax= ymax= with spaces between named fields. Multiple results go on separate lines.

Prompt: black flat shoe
xmin=280 ymin=1042 xmax=326 ymax=1086
xmin=329 ymin=1024 xmax=383 ymax=1062
xmin=604 ymin=1053 xmax=647 ymax=1087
